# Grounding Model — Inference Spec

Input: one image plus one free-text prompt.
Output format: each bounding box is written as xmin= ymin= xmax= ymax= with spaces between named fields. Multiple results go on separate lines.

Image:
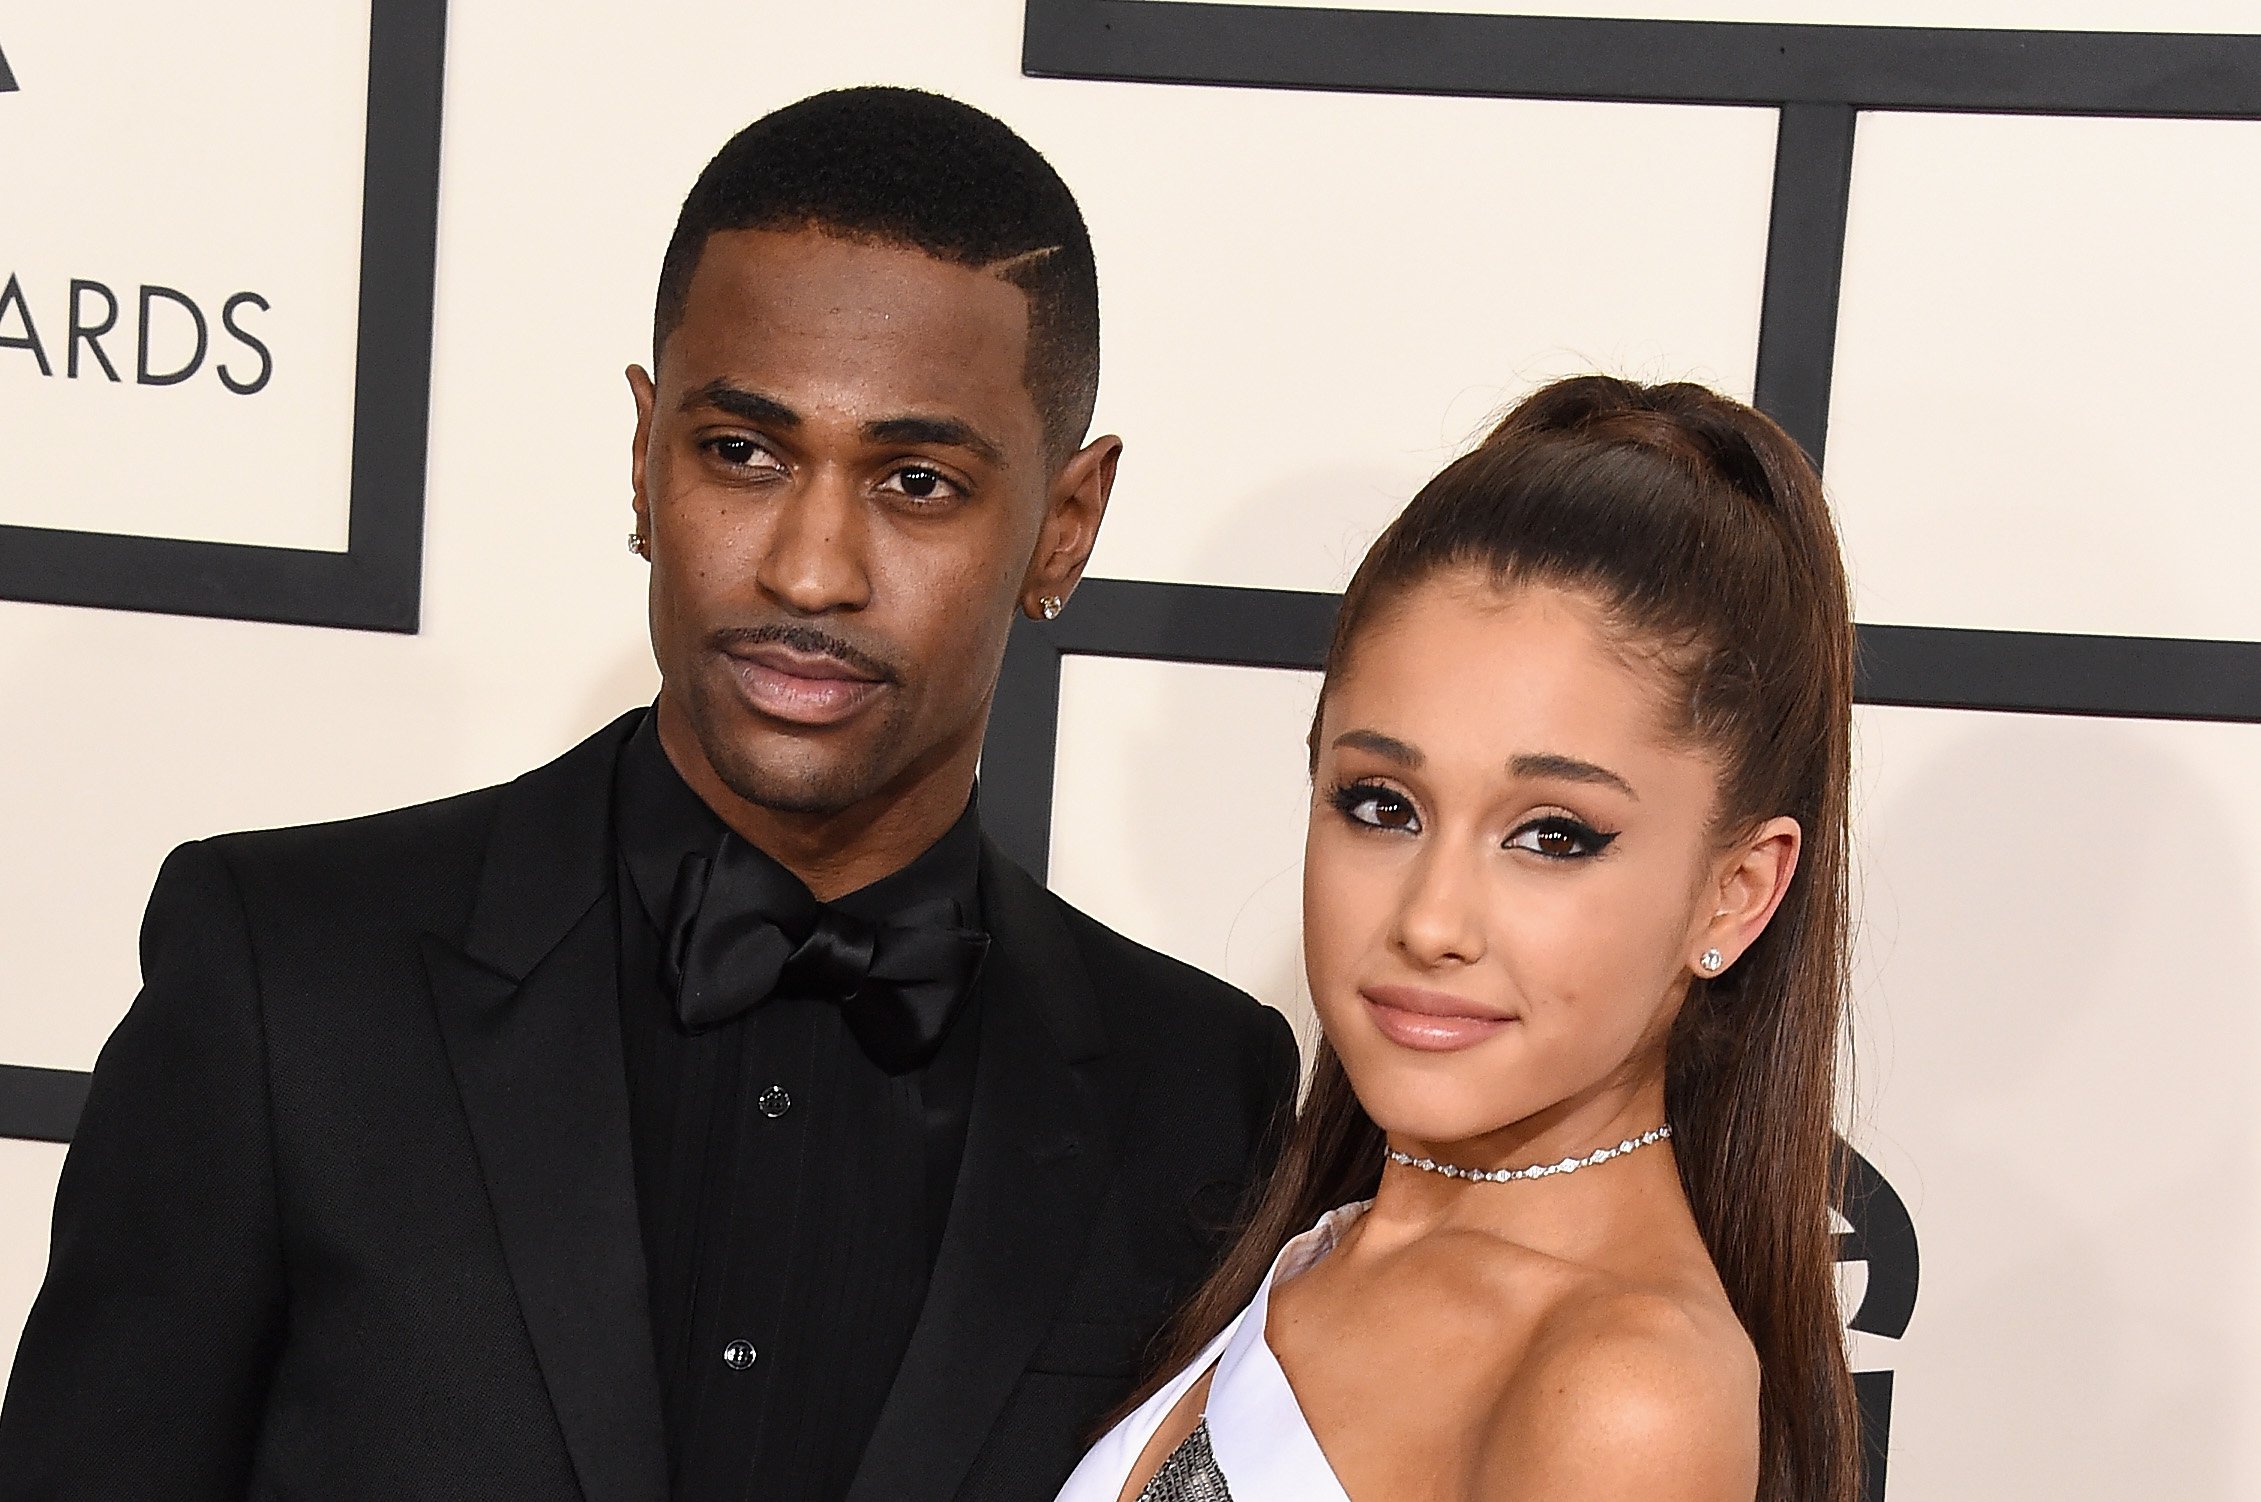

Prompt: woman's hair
xmin=1121 ymin=376 xmax=1860 ymax=1502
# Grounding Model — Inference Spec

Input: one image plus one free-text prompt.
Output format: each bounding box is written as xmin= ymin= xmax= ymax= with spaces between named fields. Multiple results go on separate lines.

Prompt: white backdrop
xmin=5 ymin=3 xmax=2260 ymax=1495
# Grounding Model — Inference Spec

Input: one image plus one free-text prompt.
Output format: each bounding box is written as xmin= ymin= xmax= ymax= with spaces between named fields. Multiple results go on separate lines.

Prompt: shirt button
xmin=757 ymin=1084 xmax=792 ymax=1119
xmin=723 ymin=1339 xmax=757 ymax=1371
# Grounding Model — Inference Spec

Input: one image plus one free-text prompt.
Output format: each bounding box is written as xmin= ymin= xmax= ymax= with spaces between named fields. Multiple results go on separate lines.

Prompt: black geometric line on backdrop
xmin=1836 ymin=1148 xmax=1918 ymax=1341
xmin=1023 ymin=0 xmax=2261 ymax=727
xmin=1022 ymin=4 xmax=2261 ymax=116
xmin=0 ymin=42 xmax=16 ymax=93
xmin=1855 ymin=1370 xmax=1895 ymax=1500
xmin=0 ymin=0 xmax=446 ymax=631
xmin=0 ymin=1065 xmax=89 ymax=1145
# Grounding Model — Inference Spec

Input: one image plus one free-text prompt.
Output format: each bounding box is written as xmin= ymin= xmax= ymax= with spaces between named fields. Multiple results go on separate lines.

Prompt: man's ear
xmin=1691 ymin=816 xmax=1802 ymax=975
xmin=1018 ymin=434 xmax=1122 ymax=620
xmin=628 ymin=364 xmax=658 ymax=542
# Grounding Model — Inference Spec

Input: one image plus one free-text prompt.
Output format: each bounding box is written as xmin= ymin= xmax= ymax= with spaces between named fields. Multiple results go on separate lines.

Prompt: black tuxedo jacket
xmin=0 ymin=714 xmax=1299 ymax=1502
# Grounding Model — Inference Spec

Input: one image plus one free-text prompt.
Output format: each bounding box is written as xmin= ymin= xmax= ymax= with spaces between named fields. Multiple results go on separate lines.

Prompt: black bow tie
xmin=660 ymin=833 xmax=990 ymax=1073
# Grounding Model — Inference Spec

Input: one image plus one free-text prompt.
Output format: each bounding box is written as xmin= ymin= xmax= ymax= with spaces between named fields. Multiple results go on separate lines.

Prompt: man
xmin=0 ymin=88 xmax=1299 ymax=1502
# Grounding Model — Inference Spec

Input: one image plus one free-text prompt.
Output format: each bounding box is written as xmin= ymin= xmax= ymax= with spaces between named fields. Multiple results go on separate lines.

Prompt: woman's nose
xmin=1390 ymin=842 xmax=1488 ymax=969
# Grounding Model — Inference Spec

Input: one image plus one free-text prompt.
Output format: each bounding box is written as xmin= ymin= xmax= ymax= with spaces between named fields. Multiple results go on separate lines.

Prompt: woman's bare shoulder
xmin=1475 ymin=1278 xmax=1761 ymax=1501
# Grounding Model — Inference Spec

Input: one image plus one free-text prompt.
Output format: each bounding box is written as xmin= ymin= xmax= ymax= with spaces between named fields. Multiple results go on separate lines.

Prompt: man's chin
xmin=670 ymin=680 xmax=894 ymax=818
xmin=706 ymin=741 xmax=892 ymax=820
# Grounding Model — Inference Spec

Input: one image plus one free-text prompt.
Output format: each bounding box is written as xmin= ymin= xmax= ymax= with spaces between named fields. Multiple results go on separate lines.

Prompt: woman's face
xmin=1303 ymin=571 xmax=1796 ymax=1154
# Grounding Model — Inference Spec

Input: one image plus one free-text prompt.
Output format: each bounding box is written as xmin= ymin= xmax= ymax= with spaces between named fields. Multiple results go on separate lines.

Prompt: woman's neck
xmin=1359 ymin=1083 xmax=1693 ymax=1270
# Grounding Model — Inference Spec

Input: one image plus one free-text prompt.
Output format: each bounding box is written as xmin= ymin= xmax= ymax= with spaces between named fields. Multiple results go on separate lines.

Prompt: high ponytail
xmin=1116 ymin=377 xmax=1861 ymax=1502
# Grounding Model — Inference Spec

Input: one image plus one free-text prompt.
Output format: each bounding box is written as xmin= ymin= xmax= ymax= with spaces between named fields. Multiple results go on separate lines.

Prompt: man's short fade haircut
xmin=654 ymin=86 xmax=1101 ymax=461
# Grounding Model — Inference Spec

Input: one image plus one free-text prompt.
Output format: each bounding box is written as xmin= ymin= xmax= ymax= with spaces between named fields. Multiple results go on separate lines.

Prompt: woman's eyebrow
xmin=1331 ymin=729 xmax=1422 ymax=767
xmin=1510 ymin=751 xmax=1639 ymax=801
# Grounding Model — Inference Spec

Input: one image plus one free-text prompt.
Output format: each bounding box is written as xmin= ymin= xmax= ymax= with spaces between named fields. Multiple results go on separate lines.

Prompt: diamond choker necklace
xmin=1386 ymin=1124 xmax=1672 ymax=1184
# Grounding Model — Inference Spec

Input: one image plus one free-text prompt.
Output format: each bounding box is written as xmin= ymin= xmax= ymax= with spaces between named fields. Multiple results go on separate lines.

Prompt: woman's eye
xmin=879 ymin=466 xmax=962 ymax=505
xmin=1504 ymin=816 xmax=1618 ymax=861
xmin=1330 ymin=782 xmax=1420 ymax=834
xmin=706 ymin=437 xmax=783 ymax=473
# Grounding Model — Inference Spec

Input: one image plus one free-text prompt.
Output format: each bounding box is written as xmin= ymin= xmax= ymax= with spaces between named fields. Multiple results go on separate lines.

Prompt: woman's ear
xmin=1690 ymin=816 xmax=1802 ymax=976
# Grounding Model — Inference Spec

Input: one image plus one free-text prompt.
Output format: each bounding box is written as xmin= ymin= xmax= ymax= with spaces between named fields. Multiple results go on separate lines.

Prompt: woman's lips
xmin=1361 ymin=985 xmax=1516 ymax=1052
xmin=724 ymin=649 xmax=885 ymax=727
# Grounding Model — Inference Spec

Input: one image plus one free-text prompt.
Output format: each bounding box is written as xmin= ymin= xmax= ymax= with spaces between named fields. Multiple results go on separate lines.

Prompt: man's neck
xmin=654 ymin=699 xmax=980 ymax=902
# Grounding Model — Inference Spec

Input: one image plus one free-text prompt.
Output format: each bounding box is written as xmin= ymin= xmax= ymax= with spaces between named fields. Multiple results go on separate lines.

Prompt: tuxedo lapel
xmin=847 ymin=843 xmax=1130 ymax=1502
xmin=424 ymin=713 xmax=667 ymax=1502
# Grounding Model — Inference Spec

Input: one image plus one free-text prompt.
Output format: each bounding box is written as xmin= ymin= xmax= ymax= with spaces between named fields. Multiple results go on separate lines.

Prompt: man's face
xmin=630 ymin=227 xmax=1110 ymax=822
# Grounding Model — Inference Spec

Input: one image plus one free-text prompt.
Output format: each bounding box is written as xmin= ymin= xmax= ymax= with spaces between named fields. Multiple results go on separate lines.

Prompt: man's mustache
xmin=709 ymin=623 xmax=900 ymax=684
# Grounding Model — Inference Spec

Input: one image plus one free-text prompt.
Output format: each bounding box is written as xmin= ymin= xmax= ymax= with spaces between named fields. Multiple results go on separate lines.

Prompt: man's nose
xmin=754 ymin=469 xmax=874 ymax=616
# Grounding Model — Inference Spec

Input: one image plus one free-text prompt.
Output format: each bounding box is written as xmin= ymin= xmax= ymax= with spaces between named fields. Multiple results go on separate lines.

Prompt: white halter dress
xmin=1053 ymin=1203 xmax=1366 ymax=1502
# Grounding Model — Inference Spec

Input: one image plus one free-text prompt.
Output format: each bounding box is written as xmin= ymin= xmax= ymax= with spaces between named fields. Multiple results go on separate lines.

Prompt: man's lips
xmin=723 ymin=645 xmax=887 ymax=727
xmin=736 ymin=641 xmax=881 ymax=681
xmin=1361 ymin=985 xmax=1517 ymax=1053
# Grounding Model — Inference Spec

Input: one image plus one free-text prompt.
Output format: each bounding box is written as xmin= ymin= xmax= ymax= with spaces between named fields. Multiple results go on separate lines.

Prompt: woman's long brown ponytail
xmin=1112 ymin=376 xmax=1860 ymax=1502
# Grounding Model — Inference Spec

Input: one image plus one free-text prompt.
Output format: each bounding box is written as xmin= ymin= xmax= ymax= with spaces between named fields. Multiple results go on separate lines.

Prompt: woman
xmin=1058 ymin=376 xmax=1861 ymax=1502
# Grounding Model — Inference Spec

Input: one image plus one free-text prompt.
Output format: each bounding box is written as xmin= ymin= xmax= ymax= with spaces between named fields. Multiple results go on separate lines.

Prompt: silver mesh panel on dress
xmin=1135 ymin=1419 xmax=1234 ymax=1501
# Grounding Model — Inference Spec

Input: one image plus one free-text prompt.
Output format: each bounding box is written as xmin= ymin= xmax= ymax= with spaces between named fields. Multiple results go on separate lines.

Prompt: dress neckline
xmin=1196 ymin=1201 xmax=1366 ymax=1498
xmin=1050 ymin=1202 xmax=1369 ymax=1502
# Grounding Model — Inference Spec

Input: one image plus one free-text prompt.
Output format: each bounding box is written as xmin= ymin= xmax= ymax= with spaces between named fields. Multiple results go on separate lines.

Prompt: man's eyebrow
xmin=1510 ymin=752 xmax=1639 ymax=801
xmin=1332 ymin=729 xmax=1422 ymax=767
xmin=680 ymin=381 xmax=800 ymax=427
xmin=864 ymin=415 xmax=1005 ymax=468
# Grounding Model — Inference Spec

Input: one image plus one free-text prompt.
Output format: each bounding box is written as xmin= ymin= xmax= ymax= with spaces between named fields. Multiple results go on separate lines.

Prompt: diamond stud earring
xmin=628 ymin=531 xmax=649 ymax=559
xmin=1698 ymin=948 xmax=1724 ymax=974
xmin=1038 ymin=595 xmax=1064 ymax=621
